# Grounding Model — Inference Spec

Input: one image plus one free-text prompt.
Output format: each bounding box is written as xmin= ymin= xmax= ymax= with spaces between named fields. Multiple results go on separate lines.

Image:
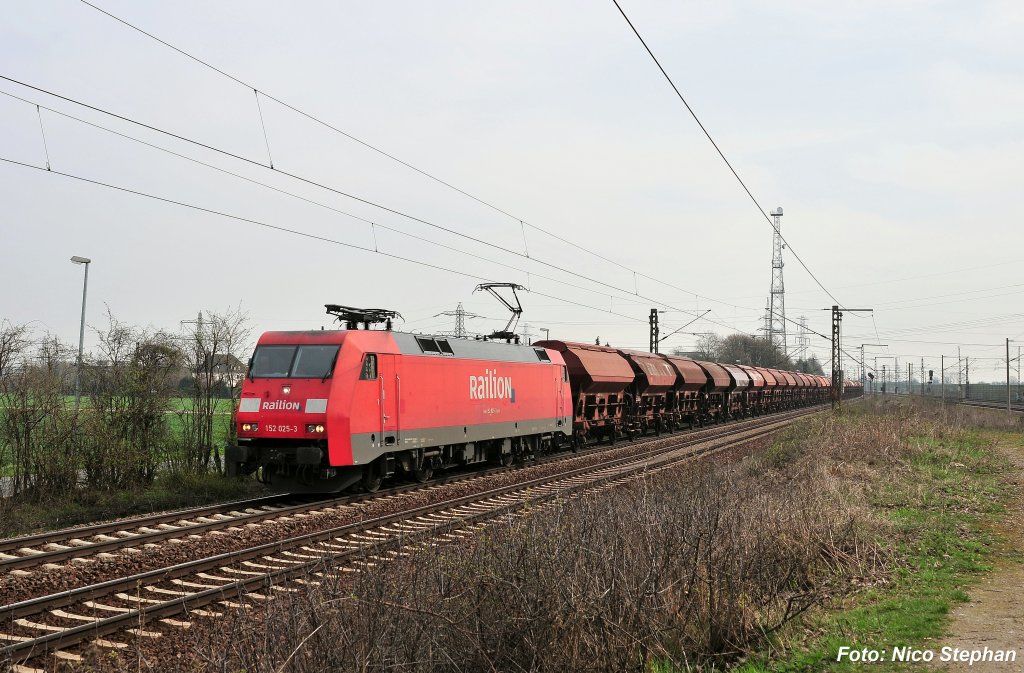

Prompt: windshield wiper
xmin=321 ymin=352 xmax=339 ymax=382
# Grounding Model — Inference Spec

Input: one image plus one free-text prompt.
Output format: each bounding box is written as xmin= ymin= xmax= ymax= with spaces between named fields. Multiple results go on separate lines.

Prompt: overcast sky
xmin=2 ymin=0 xmax=1022 ymax=381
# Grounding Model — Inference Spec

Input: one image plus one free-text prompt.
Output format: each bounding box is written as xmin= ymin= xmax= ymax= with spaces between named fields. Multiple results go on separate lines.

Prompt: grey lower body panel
xmin=348 ymin=416 xmax=571 ymax=465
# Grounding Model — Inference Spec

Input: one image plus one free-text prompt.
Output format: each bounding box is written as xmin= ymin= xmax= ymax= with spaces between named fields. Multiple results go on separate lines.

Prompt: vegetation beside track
xmin=84 ymin=395 xmax=1023 ymax=673
xmin=0 ymin=311 xmax=251 ymax=537
xmin=0 ymin=471 xmax=265 ymax=536
xmin=738 ymin=396 xmax=1021 ymax=672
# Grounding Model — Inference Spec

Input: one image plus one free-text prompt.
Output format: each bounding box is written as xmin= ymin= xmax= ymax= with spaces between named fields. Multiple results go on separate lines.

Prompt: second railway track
xmin=1 ymin=407 xmax=818 ymax=670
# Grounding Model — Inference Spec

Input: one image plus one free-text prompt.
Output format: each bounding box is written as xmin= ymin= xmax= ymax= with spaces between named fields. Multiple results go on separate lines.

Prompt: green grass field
xmin=0 ymin=396 xmax=237 ymax=474
xmin=734 ymin=403 xmax=1015 ymax=672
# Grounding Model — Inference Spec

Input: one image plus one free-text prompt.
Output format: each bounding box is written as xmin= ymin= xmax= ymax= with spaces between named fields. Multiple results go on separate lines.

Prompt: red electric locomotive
xmin=227 ymin=307 xmax=572 ymax=493
xmin=228 ymin=305 xmax=860 ymax=493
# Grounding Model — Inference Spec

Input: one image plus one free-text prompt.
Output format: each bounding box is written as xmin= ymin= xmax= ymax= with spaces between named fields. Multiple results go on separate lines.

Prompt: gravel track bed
xmin=54 ymin=429 xmax=784 ymax=673
xmin=0 ymin=414 xmax=806 ymax=609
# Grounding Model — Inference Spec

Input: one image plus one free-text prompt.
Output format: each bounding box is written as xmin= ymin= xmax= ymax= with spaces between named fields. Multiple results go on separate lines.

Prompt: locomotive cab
xmin=228 ymin=331 xmax=359 ymax=491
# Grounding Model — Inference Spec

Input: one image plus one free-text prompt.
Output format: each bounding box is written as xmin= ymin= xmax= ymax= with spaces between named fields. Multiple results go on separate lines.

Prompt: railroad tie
xmin=41 ymin=543 xmax=72 ymax=551
xmin=126 ymin=628 xmax=161 ymax=638
xmin=261 ymin=555 xmax=306 ymax=565
xmin=83 ymin=601 xmax=131 ymax=613
xmin=49 ymin=609 xmax=101 ymax=623
xmin=217 ymin=566 xmax=264 ymax=577
xmin=15 ymin=547 xmax=44 ymax=556
xmin=15 ymin=618 xmax=66 ymax=633
xmin=240 ymin=560 xmax=289 ymax=571
xmin=145 ymin=586 xmax=192 ymax=597
xmin=323 ymin=539 xmax=359 ymax=549
xmin=278 ymin=550 xmax=321 ymax=561
xmin=186 ymin=608 xmax=223 ymax=618
xmin=11 ymin=664 xmax=46 ymax=673
xmin=115 ymin=592 xmax=166 ymax=605
xmin=0 ymin=632 xmax=32 ymax=642
xmin=170 ymin=579 xmax=224 ymax=590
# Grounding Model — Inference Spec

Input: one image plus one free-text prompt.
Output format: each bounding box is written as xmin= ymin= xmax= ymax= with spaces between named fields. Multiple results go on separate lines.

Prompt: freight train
xmin=226 ymin=308 xmax=862 ymax=493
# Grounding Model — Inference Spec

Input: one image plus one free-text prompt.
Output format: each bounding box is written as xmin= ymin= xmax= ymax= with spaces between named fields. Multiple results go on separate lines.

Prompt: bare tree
xmin=82 ymin=308 xmax=180 ymax=490
xmin=693 ymin=333 xmax=723 ymax=361
xmin=715 ymin=333 xmax=793 ymax=369
xmin=177 ymin=307 xmax=251 ymax=474
xmin=795 ymin=355 xmax=825 ymax=375
xmin=0 ymin=325 xmax=78 ymax=499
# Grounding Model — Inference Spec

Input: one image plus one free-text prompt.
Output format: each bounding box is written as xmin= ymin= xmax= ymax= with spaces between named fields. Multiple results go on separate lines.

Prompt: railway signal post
xmin=827 ymin=306 xmax=872 ymax=409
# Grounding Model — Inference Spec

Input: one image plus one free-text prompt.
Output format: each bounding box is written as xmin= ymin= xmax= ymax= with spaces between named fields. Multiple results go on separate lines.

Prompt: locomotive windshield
xmin=250 ymin=345 xmax=340 ymax=379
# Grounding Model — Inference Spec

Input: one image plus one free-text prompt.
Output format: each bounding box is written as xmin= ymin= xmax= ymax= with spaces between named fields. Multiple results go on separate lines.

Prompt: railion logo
xmin=470 ymin=369 xmax=515 ymax=401
xmin=262 ymin=400 xmax=302 ymax=411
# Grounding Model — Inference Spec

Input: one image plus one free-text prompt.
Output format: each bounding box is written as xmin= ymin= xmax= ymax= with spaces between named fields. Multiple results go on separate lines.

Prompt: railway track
xmin=0 ymin=409 xmax=816 ymax=574
xmin=958 ymin=398 xmax=1024 ymax=413
xmin=880 ymin=393 xmax=1024 ymax=414
xmin=1 ymin=407 xmax=820 ymax=670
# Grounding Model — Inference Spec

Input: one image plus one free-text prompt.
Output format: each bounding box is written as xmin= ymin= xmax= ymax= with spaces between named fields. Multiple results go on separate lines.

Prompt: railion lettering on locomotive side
xmin=261 ymin=400 xmax=302 ymax=411
xmin=469 ymin=369 xmax=514 ymax=401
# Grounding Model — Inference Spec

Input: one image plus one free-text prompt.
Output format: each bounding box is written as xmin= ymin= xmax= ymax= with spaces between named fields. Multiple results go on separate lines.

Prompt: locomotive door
xmin=377 ymin=354 xmax=400 ymax=447
xmin=557 ymin=366 xmax=566 ymax=428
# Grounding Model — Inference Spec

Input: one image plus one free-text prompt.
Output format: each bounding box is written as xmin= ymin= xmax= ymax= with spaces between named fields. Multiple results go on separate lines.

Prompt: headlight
xmin=306 ymin=424 xmax=325 ymax=433
xmin=241 ymin=423 xmax=258 ymax=432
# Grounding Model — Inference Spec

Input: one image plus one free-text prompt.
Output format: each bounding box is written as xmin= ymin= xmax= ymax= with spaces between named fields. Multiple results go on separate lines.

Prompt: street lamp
xmin=71 ymin=255 xmax=91 ymax=411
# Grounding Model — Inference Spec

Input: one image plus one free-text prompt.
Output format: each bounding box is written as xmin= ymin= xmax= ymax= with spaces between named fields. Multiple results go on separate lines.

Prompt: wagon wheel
xmin=499 ymin=451 xmax=514 ymax=467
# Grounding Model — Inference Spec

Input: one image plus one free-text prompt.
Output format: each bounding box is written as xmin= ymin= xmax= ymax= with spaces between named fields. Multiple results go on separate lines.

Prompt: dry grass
xmin=76 ymin=396 xmax=1009 ymax=673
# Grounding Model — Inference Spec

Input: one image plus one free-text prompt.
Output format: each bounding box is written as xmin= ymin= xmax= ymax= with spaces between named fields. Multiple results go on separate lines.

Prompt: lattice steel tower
xmin=767 ymin=206 xmax=788 ymax=355
xmin=794 ymin=316 xmax=809 ymax=361
xmin=437 ymin=302 xmax=481 ymax=338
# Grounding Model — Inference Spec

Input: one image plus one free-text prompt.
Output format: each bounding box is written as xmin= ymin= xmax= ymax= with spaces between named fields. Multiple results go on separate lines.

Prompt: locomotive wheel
xmin=499 ymin=451 xmax=514 ymax=467
xmin=361 ymin=467 xmax=383 ymax=493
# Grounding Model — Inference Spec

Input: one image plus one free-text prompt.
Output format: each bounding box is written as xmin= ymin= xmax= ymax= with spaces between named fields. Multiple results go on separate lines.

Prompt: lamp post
xmin=71 ymin=256 xmax=91 ymax=412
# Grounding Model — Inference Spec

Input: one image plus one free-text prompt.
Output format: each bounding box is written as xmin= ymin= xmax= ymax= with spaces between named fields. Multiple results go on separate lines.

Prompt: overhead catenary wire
xmin=0 ymin=74 xmax=762 ymax=335
xmin=0 ymin=155 xmax=662 ymax=329
xmin=609 ymin=0 xmax=843 ymax=309
xmin=5 ymin=142 xmax=839 ymax=354
xmin=0 ymin=88 xmax=677 ymax=312
xmin=76 ymin=0 xmax=753 ymax=314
